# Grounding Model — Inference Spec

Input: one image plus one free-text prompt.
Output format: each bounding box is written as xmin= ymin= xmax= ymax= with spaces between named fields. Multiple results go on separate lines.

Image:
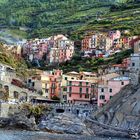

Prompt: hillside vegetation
xmin=0 ymin=43 xmax=29 ymax=78
xmin=1 ymin=0 xmax=139 ymax=39
xmin=40 ymin=49 xmax=133 ymax=73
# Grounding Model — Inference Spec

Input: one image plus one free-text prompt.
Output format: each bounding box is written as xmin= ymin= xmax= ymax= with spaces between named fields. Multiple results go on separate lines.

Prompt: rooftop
xmin=67 ymin=71 xmax=79 ymax=75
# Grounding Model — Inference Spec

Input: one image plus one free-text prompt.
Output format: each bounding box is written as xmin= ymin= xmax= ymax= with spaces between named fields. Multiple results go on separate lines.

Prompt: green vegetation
xmin=0 ymin=43 xmax=29 ymax=78
xmin=1 ymin=0 xmax=139 ymax=40
xmin=40 ymin=49 xmax=133 ymax=73
xmin=21 ymin=103 xmax=52 ymax=123
xmin=6 ymin=29 xmax=28 ymax=39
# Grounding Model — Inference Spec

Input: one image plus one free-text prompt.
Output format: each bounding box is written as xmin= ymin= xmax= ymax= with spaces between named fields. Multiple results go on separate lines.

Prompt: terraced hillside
xmin=76 ymin=1 xmax=140 ymax=37
xmin=0 ymin=43 xmax=29 ymax=78
xmin=1 ymin=0 xmax=137 ymax=39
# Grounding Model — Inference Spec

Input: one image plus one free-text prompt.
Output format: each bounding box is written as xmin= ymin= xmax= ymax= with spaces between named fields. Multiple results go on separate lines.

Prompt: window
xmin=32 ymin=82 xmax=35 ymax=87
xmin=69 ymin=93 xmax=71 ymax=97
xmin=85 ymin=94 xmax=89 ymax=98
xmin=110 ymin=96 xmax=113 ymax=99
xmin=109 ymin=88 xmax=112 ymax=93
xmin=100 ymin=95 xmax=105 ymax=100
xmin=86 ymin=82 xmax=89 ymax=85
xmin=45 ymin=89 xmax=49 ymax=93
xmin=80 ymin=87 xmax=82 ymax=93
xmin=121 ymin=81 xmax=124 ymax=85
xmin=132 ymin=62 xmax=135 ymax=67
xmin=65 ymin=77 xmax=67 ymax=80
xmin=63 ymin=87 xmax=67 ymax=91
xmin=69 ymin=87 xmax=72 ymax=92
xmin=80 ymin=94 xmax=82 ymax=98
xmin=69 ymin=81 xmax=72 ymax=86
xmin=101 ymin=88 xmax=104 ymax=92
xmin=86 ymin=88 xmax=89 ymax=93
xmin=79 ymin=82 xmax=82 ymax=86
xmin=14 ymin=91 xmax=19 ymax=99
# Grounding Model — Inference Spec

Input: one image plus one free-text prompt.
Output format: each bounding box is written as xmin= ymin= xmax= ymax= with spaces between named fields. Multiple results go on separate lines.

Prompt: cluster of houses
xmin=81 ymin=30 xmax=138 ymax=58
xmin=2 ymin=31 xmax=139 ymax=67
xmin=0 ymin=63 xmax=130 ymax=107
xmin=0 ymin=31 xmax=140 ymax=108
xmin=22 ymin=35 xmax=74 ymax=65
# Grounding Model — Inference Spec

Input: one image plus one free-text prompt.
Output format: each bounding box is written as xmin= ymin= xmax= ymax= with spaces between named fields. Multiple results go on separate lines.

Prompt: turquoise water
xmin=0 ymin=130 xmax=131 ymax=140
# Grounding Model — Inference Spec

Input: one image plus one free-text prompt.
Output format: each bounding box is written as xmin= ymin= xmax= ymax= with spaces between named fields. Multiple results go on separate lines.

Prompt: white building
xmin=129 ymin=53 xmax=140 ymax=71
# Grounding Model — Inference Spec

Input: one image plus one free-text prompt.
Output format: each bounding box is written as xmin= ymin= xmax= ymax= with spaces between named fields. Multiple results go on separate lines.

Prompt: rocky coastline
xmin=0 ymin=111 xmax=139 ymax=139
xmin=0 ymin=99 xmax=140 ymax=139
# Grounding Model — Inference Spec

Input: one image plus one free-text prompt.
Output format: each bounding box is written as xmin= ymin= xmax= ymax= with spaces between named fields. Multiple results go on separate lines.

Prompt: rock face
xmin=0 ymin=113 xmax=37 ymax=131
xmin=9 ymin=113 xmax=37 ymax=130
xmin=89 ymin=84 xmax=140 ymax=137
xmin=39 ymin=113 xmax=93 ymax=135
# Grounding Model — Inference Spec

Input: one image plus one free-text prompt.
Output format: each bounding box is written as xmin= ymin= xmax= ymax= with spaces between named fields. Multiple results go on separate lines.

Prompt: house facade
xmin=98 ymin=76 xmax=130 ymax=107
xmin=67 ymin=80 xmax=94 ymax=104
xmin=22 ymin=35 xmax=74 ymax=65
xmin=27 ymin=69 xmax=62 ymax=99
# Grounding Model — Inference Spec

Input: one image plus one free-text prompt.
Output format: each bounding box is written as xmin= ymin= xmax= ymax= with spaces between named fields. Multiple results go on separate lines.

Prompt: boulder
xmin=9 ymin=113 xmax=37 ymax=130
xmin=0 ymin=113 xmax=37 ymax=131
xmin=39 ymin=113 xmax=93 ymax=135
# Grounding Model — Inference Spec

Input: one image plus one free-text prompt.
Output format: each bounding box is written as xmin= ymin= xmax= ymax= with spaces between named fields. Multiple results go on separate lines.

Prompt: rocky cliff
xmin=93 ymin=84 xmax=140 ymax=129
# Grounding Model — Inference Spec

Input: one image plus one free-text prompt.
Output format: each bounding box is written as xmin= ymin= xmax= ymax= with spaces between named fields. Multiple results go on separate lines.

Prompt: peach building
xmin=98 ymin=76 xmax=130 ymax=107
xmin=49 ymin=69 xmax=62 ymax=98
xmin=67 ymin=80 xmax=94 ymax=104
xmin=27 ymin=69 xmax=62 ymax=99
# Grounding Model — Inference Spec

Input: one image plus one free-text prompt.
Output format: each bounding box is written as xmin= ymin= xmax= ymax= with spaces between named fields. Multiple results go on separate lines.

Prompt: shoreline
xmin=0 ymin=129 xmax=131 ymax=140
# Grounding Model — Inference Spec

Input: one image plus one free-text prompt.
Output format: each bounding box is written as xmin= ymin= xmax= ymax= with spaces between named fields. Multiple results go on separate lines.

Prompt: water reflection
xmin=0 ymin=130 xmax=130 ymax=140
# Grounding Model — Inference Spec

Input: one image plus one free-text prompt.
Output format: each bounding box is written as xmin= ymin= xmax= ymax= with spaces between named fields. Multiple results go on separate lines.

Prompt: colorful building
xmin=22 ymin=35 xmax=74 ymax=64
xmin=98 ymin=76 xmax=130 ymax=107
xmin=62 ymin=73 xmax=79 ymax=102
xmin=133 ymin=38 xmax=140 ymax=54
xmin=67 ymin=80 xmax=94 ymax=104
xmin=109 ymin=30 xmax=121 ymax=41
xmin=27 ymin=69 xmax=62 ymax=99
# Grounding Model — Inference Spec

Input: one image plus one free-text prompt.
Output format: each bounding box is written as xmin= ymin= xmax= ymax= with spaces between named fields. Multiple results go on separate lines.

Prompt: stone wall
xmin=129 ymin=70 xmax=140 ymax=85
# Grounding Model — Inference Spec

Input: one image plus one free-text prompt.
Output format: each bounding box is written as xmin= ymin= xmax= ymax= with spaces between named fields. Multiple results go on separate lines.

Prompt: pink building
xmin=67 ymin=80 xmax=94 ymax=104
xmin=109 ymin=30 xmax=121 ymax=41
xmin=22 ymin=39 xmax=50 ymax=61
xmin=49 ymin=35 xmax=74 ymax=64
xmin=98 ymin=76 xmax=130 ymax=107
xmin=22 ymin=35 xmax=74 ymax=64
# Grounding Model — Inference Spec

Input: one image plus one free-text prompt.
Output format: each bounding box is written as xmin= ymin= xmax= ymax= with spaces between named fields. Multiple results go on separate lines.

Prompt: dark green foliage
xmin=1 ymin=0 xmax=136 ymax=39
xmin=39 ymin=49 xmax=132 ymax=73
